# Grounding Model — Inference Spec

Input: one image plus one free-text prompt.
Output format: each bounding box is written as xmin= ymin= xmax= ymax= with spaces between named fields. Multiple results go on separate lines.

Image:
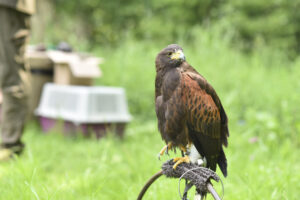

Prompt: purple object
xmin=38 ymin=116 xmax=126 ymax=139
xmin=39 ymin=117 xmax=56 ymax=132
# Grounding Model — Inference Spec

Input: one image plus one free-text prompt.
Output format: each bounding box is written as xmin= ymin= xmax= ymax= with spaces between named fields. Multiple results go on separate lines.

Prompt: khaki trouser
xmin=0 ymin=7 xmax=30 ymax=152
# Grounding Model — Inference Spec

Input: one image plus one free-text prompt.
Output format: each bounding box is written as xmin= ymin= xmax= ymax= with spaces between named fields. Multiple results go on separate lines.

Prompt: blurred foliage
xmin=36 ymin=0 xmax=300 ymax=57
xmin=226 ymin=0 xmax=300 ymax=57
xmin=51 ymin=0 xmax=223 ymax=44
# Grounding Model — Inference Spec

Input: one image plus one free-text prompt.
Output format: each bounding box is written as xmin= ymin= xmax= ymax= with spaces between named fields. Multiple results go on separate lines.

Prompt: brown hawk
xmin=155 ymin=44 xmax=229 ymax=177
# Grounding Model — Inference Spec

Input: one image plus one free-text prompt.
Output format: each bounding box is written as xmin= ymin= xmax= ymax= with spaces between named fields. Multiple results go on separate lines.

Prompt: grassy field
xmin=1 ymin=27 xmax=300 ymax=199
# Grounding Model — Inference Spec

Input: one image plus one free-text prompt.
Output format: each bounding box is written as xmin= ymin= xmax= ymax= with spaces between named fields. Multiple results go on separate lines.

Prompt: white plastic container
xmin=35 ymin=83 xmax=132 ymax=137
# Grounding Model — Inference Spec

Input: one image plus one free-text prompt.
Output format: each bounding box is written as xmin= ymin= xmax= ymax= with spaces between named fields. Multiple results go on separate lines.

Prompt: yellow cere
xmin=171 ymin=50 xmax=184 ymax=60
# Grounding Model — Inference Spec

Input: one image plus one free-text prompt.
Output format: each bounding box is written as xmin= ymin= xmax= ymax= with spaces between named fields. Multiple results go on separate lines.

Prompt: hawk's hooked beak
xmin=171 ymin=50 xmax=185 ymax=61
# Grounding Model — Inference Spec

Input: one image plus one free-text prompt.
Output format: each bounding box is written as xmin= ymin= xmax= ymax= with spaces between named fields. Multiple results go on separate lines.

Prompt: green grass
xmin=1 ymin=27 xmax=300 ymax=199
xmin=0 ymin=119 xmax=299 ymax=200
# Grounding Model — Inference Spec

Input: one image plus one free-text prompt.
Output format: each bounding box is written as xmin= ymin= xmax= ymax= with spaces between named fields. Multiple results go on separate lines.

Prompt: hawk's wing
xmin=182 ymin=71 xmax=228 ymax=176
xmin=185 ymin=72 xmax=229 ymax=143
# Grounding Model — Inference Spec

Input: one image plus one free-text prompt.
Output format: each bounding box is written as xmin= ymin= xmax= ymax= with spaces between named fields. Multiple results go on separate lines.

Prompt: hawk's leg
xmin=179 ymin=145 xmax=187 ymax=153
xmin=158 ymin=142 xmax=172 ymax=160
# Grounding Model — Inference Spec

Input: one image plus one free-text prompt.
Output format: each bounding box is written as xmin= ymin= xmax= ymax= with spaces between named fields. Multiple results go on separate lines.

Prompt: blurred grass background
xmin=1 ymin=0 xmax=300 ymax=199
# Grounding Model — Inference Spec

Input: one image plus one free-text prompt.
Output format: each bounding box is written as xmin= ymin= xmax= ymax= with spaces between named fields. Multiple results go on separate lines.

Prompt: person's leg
xmin=0 ymin=7 xmax=31 ymax=157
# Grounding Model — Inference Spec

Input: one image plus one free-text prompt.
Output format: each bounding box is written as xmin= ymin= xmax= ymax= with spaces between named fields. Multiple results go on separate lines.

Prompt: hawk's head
xmin=155 ymin=44 xmax=186 ymax=71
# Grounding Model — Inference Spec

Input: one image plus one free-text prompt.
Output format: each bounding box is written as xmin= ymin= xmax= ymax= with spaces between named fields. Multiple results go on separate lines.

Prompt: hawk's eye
xmin=167 ymin=52 xmax=172 ymax=56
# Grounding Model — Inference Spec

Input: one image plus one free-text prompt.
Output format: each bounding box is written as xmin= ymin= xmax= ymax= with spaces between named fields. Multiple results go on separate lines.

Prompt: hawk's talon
xmin=165 ymin=146 xmax=169 ymax=155
xmin=158 ymin=142 xmax=172 ymax=160
xmin=157 ymin=153 xmax=161 ymax=160
xmin=173 ymin=155 xmax=190 ymax=169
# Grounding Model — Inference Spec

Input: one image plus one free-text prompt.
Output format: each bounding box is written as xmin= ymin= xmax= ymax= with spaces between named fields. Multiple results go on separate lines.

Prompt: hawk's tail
xmin=218 ymin=149 xmax=227 ymax=177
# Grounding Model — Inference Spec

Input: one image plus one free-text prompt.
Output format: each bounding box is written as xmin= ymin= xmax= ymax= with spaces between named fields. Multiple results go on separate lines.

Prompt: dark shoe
xmin=0 ymin=143 xmax=24 ymax=155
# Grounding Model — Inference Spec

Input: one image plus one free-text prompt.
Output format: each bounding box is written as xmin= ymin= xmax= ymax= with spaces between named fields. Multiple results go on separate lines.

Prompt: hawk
xmin=155 ymin=44 xmax=229 ymax=177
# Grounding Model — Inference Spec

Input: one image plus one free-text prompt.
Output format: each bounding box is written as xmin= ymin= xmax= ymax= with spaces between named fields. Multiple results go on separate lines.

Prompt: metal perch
xmin=137 ymin=159 xmax=222 ymax=200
